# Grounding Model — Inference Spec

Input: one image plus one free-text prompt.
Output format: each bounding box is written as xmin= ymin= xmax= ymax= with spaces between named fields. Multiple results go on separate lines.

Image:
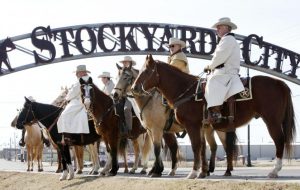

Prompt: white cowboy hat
xmin=168 ymin=37 xmax=186 ymax=48
xmin=98 ymin=71 xmax=111 ymax=78
xmin=212 ymin=17 xmax=237 ymax=30
xmin=74 ymin=65 xmax=90 ymax=73
xmin=119 ymin=56 xmax=136 ymax=66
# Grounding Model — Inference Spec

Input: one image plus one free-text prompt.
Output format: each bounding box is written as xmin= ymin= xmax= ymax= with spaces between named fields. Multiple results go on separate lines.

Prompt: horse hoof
xmin=129 ymin=169 xmax=136 ymax=174
xmin=76 ymin=170 xmax=83 ymax=174
xmin=27 ymin=169 xmax=30 ymax=172
xmin=168 ymin=171 xmax=175 ymax=176
xmin=124 ymin=168 xmax=129 ymax=173
xmin=198 ymin=172 xmax=207 ymax=178
xmin=100 ymin=172 xmax=106 ymax=176
xmin=140 ymin=170 xmax=147 ymax=175
xmin=92 ymin=171 xmax=99 ymax=175
xmin=151 ymin=173 xmax=162 ymax=178
xmin=268 ymin=173 xmax=278 ymax=178
xmin=38 ymin=169 xmax=43 ymax=172
xmin=224 ymin=171 xmax=232 ymax=176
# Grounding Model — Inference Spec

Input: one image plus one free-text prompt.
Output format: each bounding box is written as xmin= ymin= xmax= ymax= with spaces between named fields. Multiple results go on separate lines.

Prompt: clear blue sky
xmin=0 ymin=0 xmax=300 ymax=148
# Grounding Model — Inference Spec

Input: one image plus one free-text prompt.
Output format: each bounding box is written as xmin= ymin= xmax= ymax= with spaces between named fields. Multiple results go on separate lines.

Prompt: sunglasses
xmin=169 ymin=45 xmax=175 ymax=48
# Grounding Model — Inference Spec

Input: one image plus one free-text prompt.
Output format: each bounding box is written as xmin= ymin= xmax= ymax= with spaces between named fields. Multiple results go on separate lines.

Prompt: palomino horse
xmin=16 ymin=98 xmax=102 ymax=180
xmin=132 ymin=55 xmax=296 ymax=179
xmin=24 ymin=122 xmax=47 ymax=172
xmin=0 ymin=37 xmax=15 ymax=73
xmin=113 ymin=64 xmax=237 ymax=176
xmin=79 ymin=76 xmax=180 ymax=177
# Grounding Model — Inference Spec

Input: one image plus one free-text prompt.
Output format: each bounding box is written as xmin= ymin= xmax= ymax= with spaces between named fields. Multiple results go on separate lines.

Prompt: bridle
xmin=19 ymin=102 xmax=62 ymax=131
xmin=81 ymin=83 xmax=94 ymax=113
xmin=138 ymin=60 xmax=160 ymax=96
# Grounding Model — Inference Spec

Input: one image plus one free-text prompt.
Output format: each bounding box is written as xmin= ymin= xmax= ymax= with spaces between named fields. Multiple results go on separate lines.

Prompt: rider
xmin=98 ymin=71 xmax=115 ymax=96
xmin=167 ymin=37 xmax=190 ymax=73
xmin=118 ymin=56 xmax=136 ymax=137
xmin=204 ymin=17 xmax=244 ymax=123
xmin=57 ymin=65 xmax=90 ymax=144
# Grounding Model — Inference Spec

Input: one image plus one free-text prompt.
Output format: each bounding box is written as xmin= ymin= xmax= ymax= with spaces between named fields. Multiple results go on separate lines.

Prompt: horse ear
xmin=116 ymin=63 xmax=122 ymax=70
xmin=79 ymin=78 xmax=85 ymax=84
xmin=24 ymin=96 xmax=31 ymax=103
xmin=88 ymin=76 xmax=93 ymax=83
xmin=149 ymin=54 xmax=154 ymax=61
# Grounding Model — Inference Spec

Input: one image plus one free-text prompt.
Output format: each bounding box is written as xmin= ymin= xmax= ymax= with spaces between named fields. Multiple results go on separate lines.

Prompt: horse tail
xmin=118 ymin=137 xmax=128 ymax=157
xmin=282 ymin=84 xmax=296 ymax=158
xmin=226 ymin=131 xmax=238 ymax=161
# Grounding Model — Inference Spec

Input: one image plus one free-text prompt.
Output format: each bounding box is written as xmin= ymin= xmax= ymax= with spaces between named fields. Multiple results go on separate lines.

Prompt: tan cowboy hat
xmin=74 ymin=65 xmax=90 ymax=73
xmin=98 ymin=71 xmax=111 ymax=78
xmin=119 ymin=56 xmax=136 ymax=66
xmin=168 ymin=37 xmax=186 ymax=48
xmin=212 ymin=17 xmax=237 ymax=30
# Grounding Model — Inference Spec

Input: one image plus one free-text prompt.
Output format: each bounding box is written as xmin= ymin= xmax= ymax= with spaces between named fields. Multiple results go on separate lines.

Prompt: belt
xmin=215 ymin=63 xmax=224 ymax=69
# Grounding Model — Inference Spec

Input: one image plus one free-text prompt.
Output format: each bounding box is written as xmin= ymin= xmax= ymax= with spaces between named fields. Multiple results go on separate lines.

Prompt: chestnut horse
xmin=132 ymin=55 xmax=296 ymax=179
xmin=15 ymin=98 xmax=102 ymax=180
xmin=113 ymin=64 xmax=237 ymax=176
xmin=79 ymin=76 xmax=180 ymax=177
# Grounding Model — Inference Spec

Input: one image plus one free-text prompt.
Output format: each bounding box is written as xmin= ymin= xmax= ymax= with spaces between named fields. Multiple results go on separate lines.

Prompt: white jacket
xmin=57 ymin=81 xmax=90 ymax=134
xmin=205 ymin=34 xmax=244 ymax=108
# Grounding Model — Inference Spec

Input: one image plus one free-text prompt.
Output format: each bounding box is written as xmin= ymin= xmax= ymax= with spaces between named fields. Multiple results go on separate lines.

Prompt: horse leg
xmin=129 ymin=138 xmax=140 ymax=174
xmin=101 ymin=151 xmax=112 ymax=176
xmin=140 ymin=133 xmax=152 ymax=175
xmin=74 ymin=145 xmax=83 ymax=174
xmin=186 ymin=127 xmax=201 ymax=179
xmin=59 ymin=145 xmax=74 ymax=181
xmin=163 ymin=133 xmax=178 ymax=176
xmin=38 ymin=145 xmax=44 ymax=172
xmin=56 ymin=150 xmax=63 ymax=173
xmin=216 ymin=130 xmax=235 ymax=176
xmin=199 ymin=127 xmax=209 ymax=178
xmin=108 ymin=146 xmax=119 ymax=176
xmin=26 ymin=145 xmax=31 ymax=172
xmin=148 ymin=130 xmax=164 ymax=177
xmin=204 ymin=126 xmax=217 ymax=175
xmin=123 ymin=148 xmax=129 ymax=173
xmin=266 ymin=124 xmax=284 ymax=178
xmin=88 ymin=143 xmax=100 ymax=175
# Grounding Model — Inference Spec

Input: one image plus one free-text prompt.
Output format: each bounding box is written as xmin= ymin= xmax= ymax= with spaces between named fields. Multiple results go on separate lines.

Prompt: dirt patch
xmin=0 ymin=171 xmax=299 ymax=190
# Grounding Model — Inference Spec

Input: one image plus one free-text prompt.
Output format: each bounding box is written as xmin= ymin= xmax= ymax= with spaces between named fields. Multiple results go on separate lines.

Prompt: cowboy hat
xmin=119 ymin=56 xmax=136 ymax=66
xmin=98 ymin=71 xmax=111 ymax=78
xmin=168 ymin=38 xmax=186 ymax=48
xmin=212 ymin=17 xmax=237 ymax=30
xmin=74 ymin=65 xmax=90 ymax=73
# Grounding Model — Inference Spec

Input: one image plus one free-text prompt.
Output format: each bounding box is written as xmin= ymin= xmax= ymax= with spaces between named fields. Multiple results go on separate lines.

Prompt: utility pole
xmin=247 ymin=124 xmax=252 ymax=167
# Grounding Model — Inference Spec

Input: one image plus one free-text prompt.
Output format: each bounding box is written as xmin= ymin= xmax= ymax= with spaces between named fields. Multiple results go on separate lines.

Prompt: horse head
xmin=113 ymin=63 xmax=138 ymax=101
xmin=131 ymin=54 xmax=159 ymax=96
xmin=1 ymin=37 xmax=16 ymax=51
xmin=79 ymin=76 xmax=94 ymax=111
xmin=16 ymin=97 xmax=36 ymax=129
xmin=52 ymin=86 xmax=69 ymax=107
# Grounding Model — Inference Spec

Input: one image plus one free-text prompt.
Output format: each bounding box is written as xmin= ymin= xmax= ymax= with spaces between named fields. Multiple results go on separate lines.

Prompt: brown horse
xmin=79 ymin=76 xmax=180 ymax=177
xmin=113 ymin=64 xmax=237 ymax=176
xmin=132 ymin=55 xmax=296 ymax=179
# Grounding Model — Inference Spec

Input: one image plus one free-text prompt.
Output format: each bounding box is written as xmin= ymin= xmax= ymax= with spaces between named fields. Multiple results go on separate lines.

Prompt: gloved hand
xmin=204 ymin=65 xmax=211 ymax=73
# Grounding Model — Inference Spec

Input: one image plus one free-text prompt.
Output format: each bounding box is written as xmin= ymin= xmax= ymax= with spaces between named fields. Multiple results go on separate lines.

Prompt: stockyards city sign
xmin=0 ymin=22 xmax=299 ymax=84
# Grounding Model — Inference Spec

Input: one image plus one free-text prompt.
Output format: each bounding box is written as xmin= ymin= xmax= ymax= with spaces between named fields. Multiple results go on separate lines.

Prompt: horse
xmin=15 ymin=98 xmax=102 ymax=180
xmin=113 ymin=63 xmax=237 ymax=177
xmin=79 ymin=76 xmax=180 ymax=177
xmin=51 ymin=87 xmax=101 ymax=175
xmin=132 ymin=54 xmax=296 ymax=179
xmin=0 ymin=37 xmax=15 ymax=73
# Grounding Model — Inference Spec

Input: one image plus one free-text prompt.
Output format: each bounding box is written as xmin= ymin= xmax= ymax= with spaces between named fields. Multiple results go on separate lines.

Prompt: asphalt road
xmin=0 ymin=159 xmax=299 ymax=183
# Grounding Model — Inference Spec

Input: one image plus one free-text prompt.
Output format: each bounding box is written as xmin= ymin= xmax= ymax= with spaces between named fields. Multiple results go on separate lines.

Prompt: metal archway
xmin=0 ymin=22 xmax=299 ymax=84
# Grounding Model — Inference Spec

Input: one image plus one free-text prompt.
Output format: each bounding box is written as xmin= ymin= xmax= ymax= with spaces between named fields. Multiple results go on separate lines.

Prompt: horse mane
xmin=90 ymin=79 xmax=114 ymax=105
xmin=155 ymin=60 xmax=198 ymax=82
